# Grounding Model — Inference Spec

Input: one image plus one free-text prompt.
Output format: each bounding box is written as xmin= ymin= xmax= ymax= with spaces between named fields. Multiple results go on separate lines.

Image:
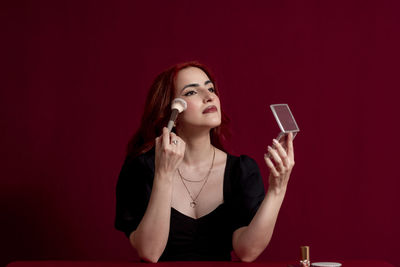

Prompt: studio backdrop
xmin=1 ymin=1 xmax=400 ymax=266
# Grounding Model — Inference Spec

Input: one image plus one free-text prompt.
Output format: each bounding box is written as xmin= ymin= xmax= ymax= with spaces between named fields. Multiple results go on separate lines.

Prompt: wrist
xmin=267 ymin=186 xmax=287 ymax=197
xmin=154 ymin=171 xmax=175 ymax=184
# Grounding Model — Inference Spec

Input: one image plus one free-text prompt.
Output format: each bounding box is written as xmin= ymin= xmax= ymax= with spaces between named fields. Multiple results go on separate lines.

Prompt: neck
xmin=176 ymin=127 xmax=214 ymax=166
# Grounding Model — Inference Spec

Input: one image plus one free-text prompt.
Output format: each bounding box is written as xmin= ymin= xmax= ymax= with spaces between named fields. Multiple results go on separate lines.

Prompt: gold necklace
xmin=178 ymin=147 xmax=215 ymax=208
xmin=177 ymin=146 xmax=216 ymax=182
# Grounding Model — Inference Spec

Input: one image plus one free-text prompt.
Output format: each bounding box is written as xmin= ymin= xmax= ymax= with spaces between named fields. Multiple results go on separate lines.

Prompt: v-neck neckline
xmin=170 ymin=154 xmax=232 ymax=220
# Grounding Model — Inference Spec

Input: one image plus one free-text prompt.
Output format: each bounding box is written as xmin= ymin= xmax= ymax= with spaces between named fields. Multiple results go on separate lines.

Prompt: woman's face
xmin=174 ymin=67 xmax=221 ymax=131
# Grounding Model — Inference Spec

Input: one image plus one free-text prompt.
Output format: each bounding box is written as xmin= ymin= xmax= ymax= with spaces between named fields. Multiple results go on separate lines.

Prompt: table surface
xmin=6 ymin=260 xmax=396 ymax=267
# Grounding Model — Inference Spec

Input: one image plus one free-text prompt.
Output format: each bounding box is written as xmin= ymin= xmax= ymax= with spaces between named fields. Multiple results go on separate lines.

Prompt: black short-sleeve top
xmin=115 ymin=148 xmax=265 ymax=261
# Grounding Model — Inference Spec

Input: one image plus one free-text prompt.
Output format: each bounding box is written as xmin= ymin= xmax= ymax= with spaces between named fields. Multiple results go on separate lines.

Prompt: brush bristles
xmin=171 ymin=98 xmax=187 ymax=113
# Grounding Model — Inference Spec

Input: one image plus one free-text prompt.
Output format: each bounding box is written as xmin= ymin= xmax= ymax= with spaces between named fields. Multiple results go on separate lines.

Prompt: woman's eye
xmin=208 ymin=87 xmax=215 ymax=93
xmin=184 ymin=90 xmax=196 ymax=96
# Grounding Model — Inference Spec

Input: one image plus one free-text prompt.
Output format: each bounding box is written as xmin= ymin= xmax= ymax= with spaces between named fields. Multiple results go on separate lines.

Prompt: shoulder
xmin=123 ymin=147 xmax=155 ymax=171
xmin=226 ymin=153 xmax=260 ymax=172
xmin=226 ymin=153 xmax=264 ymax=193
xmin=117 ymin=147 xmax=155 ymax=186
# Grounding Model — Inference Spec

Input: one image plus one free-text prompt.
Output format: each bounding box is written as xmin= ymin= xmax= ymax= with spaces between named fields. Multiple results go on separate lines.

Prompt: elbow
xmin=234 ymin=233 xmax=274 ymax=262
xmin=239 ymin=256 xmax=256 ymax=263
xmin=130 ymin=233 xmax=162 ymax=263
xmin=139 ymin=255 xmax=160 ymax=263
xmin=236 ymin=249 xmax=262 ymax=263
xmin=137 ymin=249 xmax=162 ymax=263
xmin=234 ymin=242 xmax=268 ymax=263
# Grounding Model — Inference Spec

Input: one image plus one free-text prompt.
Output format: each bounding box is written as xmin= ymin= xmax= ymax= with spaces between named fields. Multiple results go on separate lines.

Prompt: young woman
xmin=115 ymin=62 xmax=295 ymax=262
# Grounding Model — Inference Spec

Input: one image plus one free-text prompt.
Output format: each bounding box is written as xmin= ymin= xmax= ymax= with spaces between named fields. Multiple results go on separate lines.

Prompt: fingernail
xmin=273 ymin=139 xmax=278 ymax=144
xmin=267 ymin=146 xmax=272 ymax=151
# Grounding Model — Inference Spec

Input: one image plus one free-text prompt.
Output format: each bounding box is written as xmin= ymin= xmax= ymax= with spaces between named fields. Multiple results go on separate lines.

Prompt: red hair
xmin=127 ymin=61 xmax=231 ymax=157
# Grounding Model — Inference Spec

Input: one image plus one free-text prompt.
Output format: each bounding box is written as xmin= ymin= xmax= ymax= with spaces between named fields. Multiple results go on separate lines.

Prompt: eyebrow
xmin=181 ymin=80 xmax=213 ymax=92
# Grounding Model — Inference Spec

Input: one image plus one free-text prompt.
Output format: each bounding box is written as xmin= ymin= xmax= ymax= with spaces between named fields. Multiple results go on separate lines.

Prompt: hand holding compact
xmin=264 ymin=132 xmax=295 ymax=194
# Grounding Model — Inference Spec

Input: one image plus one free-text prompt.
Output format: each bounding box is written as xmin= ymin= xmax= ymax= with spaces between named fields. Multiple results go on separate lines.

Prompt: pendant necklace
xmin=178 ymin=146 xmax=215 ymax=208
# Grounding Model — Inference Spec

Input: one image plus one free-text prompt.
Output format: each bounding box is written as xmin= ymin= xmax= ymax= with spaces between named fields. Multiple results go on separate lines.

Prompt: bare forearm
xmin=130 ymin=174 xmax=173 ymax=262
xmin=233 ymin=188 xmax=286 ymax=262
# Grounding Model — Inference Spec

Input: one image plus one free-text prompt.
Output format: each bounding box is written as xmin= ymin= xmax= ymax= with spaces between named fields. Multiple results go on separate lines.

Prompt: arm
xmin=232 ymin=188 xmax=286 ymax=262
xmin=233 ymin=133 xmax=295 ymax=262
xmin=130 ymin=127 xmax=185 ymax=263
xmin=130 ymin=174 xmax=173 ymax=262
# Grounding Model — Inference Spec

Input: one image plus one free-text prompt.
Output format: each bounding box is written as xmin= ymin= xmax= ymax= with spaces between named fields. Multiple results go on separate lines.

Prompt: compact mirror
xmin=270 ymin=104 xmax=300 ymax=142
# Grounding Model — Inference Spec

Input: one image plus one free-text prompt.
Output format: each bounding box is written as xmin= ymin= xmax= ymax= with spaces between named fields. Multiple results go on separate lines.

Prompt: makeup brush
xmin=167 ymin=98 xmax=187 ymax=131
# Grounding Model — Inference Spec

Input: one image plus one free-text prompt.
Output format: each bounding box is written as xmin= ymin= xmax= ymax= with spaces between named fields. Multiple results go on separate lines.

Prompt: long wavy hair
xmin=127 ymin=61 xmax=231 ymax=158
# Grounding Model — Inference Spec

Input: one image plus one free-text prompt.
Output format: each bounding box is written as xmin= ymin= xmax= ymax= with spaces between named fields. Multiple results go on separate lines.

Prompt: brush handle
xmin=167 ymin=109 xmax=179 ymax=131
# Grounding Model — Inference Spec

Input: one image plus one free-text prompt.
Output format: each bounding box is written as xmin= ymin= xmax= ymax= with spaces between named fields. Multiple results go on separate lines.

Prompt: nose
xmin=202 ymin=89 xmax=215 ymax=103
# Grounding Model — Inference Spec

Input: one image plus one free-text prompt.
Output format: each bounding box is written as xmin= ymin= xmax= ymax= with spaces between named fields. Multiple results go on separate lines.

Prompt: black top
xmin=115 ymin=148 xmax=265 ymax=261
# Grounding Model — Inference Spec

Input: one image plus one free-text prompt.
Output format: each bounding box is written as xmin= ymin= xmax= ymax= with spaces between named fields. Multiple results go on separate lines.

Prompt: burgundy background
xmin=1 ymin=1 xmax=400 ymax=266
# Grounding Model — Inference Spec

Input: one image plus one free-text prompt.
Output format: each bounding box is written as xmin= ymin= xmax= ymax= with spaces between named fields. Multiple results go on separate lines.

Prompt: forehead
xmin=175 ymin=67 xmax=210 ymax=87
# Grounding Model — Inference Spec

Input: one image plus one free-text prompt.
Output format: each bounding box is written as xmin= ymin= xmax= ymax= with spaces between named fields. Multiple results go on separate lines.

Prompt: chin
xmin=197 ymin=121 xmax=221 ymax=130
xmin=208 ymin=119 xmax=221 ymax=128
xmin=183 ymin=117 xmax=221 ymax=130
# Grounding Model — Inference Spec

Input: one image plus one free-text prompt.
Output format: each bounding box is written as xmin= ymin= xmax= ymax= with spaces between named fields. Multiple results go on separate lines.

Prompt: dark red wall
xmin=2 ymin=1 xmax=400 ymax=266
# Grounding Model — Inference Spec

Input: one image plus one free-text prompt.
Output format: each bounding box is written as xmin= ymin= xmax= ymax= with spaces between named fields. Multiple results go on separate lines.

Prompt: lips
xmin=203 ymin=105 xmax=218 ymax=114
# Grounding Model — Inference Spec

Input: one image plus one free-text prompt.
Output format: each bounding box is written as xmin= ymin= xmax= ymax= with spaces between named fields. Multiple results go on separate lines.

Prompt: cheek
xmin=214 ymin=97 xmax=221 ymax=110
xmin=215 ymin=96 xmax=221 ymax=106
xmin=184 ymin=99 xmax=200 ymax=112
xmin=179 ymin=100 xmax=198 ymax=120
